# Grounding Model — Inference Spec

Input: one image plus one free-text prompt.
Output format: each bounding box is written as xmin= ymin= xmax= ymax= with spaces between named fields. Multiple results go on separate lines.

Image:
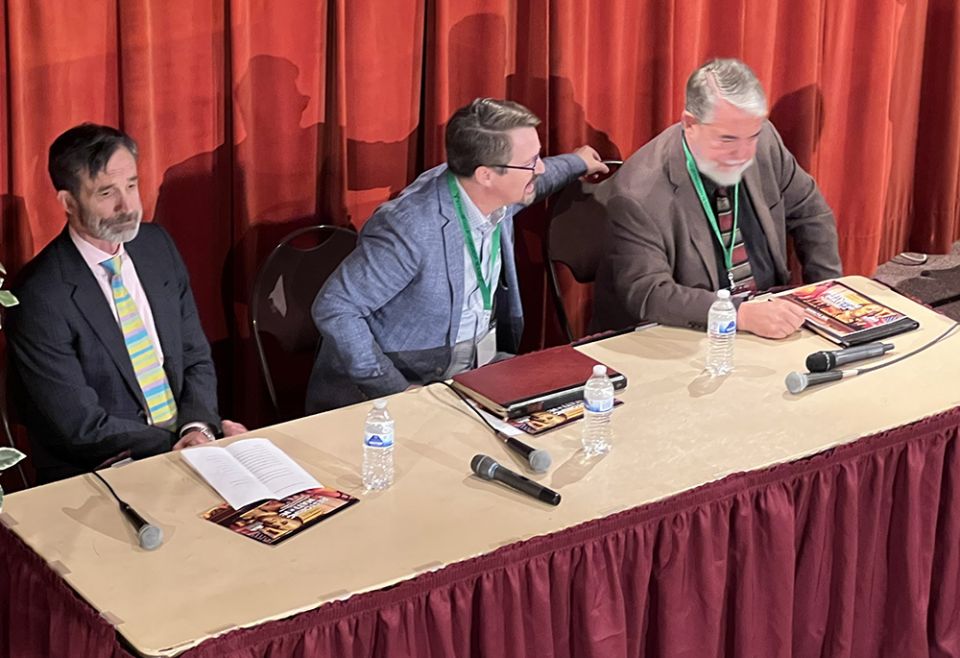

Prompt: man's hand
xmin=172 ymin=429 xmax=213 ymax=451
xmin=737 ymin=298 xmax=807 ymax=339
xmin=221 ymin=419 xmax=248 ymax=437
xmin=572 ymin=146 xmax=610 ymax=177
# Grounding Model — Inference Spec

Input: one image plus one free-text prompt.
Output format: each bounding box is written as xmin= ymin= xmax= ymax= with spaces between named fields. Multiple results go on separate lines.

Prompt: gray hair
xmin=445 ymin=98 xmax=541 ymax=177
xmin=685 ymin=58 xmax=767 ymax=122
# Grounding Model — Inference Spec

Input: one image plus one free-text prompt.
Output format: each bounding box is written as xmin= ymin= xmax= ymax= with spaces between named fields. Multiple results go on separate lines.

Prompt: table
xmin=3 ymin=276 xmax=960 ymax=657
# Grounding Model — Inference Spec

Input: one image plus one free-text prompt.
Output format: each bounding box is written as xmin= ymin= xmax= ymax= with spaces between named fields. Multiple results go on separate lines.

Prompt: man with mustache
xmin=306 ymin=98 xmax=608 ymax=412
xmin=6 ymin=123 xmax=245 ymax=483
xmin=593 ymin=58 xmax=842 ymax=338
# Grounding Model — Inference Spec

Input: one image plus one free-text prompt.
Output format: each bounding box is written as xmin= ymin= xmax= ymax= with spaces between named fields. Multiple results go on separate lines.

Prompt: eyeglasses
xmin=486 ymin=153 xmax=542 ymax=172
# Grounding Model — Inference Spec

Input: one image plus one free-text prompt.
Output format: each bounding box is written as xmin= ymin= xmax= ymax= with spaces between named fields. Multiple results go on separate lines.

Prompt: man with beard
xmin=306 ymin=98 xmax=608 ymax=412
xmin=593 ymin=59 xmax=842 ymax=338
xmin=6 ymin=124 xmax=245 ymax=483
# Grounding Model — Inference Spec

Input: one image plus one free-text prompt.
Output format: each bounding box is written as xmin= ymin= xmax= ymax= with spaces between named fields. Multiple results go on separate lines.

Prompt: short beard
xmin=698 ymin=159 xmax=754 ymax=187
xmin=80 ymin=208 xmax=142 ymax=244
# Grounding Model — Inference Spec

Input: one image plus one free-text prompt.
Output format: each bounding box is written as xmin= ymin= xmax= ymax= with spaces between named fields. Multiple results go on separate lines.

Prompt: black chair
xmin=545 ymin=162 xmax=622 ymax=341
xmin=250 ymin=225 xmax=357 ymax=421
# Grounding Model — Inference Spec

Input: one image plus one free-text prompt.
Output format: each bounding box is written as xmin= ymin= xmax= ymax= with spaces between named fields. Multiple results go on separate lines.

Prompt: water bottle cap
xmin=716 ymin=289 xmax=731 ymax=299
xmin=373 ymin=399 xmax=388 ymax=410
xmin=592 ymin=364 xmax=607 ymax=376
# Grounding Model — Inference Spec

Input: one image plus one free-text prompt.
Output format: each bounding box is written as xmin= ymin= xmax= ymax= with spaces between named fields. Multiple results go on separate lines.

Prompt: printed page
xmin=225 ymin=438 xmax=322 ymax=501
xmin=181 ymin=445 xmax=275 ymax=510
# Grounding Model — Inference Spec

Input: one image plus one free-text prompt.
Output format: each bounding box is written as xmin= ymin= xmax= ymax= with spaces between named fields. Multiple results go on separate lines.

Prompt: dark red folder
xmin=450 ymin=344 xmax=627 ymax=418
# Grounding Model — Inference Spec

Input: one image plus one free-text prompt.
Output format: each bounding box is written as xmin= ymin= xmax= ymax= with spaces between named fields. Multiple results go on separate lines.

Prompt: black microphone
xmin=496 ymin=430 xmax=552 ymax=472
xmin=92 ymin=471 xmax=164 ymax=550
xmin=470 ymin=454 xmax=561 ymax=506
xmin=785 ymin=369 xmax=858 ymax=394
xmin=805 ymin=342 xmax=893 ymax=372
xmin=436 ymin=380 xmax=554 ymax=472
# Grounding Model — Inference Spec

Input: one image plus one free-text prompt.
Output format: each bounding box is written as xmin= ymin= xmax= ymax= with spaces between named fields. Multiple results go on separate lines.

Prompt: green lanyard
xmin=446 ymin=172 xmax=501 ymax=311
xmin=681 ymin=136 xmax=740 ymax=287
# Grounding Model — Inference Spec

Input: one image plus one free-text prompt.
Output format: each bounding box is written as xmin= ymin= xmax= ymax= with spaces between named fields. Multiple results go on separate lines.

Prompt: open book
xmin=183 ymin=438 xmax=357 ymax=545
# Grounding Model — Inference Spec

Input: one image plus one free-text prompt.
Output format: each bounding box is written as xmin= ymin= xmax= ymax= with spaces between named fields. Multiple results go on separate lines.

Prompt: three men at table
xmin=8 ymin=58 xmax=842 ymax=461
xmin=6 ymin=124 xmax=246 ymax=483
xmin=305 ymin=98 xmax=608 ymax=412
xmin=593 ymin=58 xmax=842 ymax=338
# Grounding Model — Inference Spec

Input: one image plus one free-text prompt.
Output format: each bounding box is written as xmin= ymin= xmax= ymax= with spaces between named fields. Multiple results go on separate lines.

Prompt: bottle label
xmin=585 ymin=398 xmax=614 ymax=413
xmin=709 ymin=319 xmax=736 ymax=336
xmin=364 ymin=431 xmax=394 ymax=448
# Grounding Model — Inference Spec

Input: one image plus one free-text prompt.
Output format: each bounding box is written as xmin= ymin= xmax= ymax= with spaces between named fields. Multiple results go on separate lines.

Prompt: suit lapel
xmin=57 ymin=230 xmax=144 ymax=405
xmin=666 ymin=128 xmax=719 ymax=290
xmin=742 ymin=164 xmax=788 ymax=277
xmin=438 ymin=168 xmax=465 ymax=345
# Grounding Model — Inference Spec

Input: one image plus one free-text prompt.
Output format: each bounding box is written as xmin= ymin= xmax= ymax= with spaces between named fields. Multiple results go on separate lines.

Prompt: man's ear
xmin=681 ymin=110 xmax=699 ymax=131
xmin=472 ymin=165 xmax=495 ymax=188
xmin=56 ymin=189 xmax=76 ymax=216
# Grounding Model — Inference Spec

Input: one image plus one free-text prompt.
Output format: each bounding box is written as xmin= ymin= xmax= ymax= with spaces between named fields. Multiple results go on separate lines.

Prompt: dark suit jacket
xmin=6 ymin=224 xmax=220 ymax=483
xmin=593 ymin=122 xmax=843 ymax=331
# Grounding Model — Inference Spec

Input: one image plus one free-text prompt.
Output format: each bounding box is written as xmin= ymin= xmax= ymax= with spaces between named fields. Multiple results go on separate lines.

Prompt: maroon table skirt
xmin=3 ymin=407 xmax=959 ymax=658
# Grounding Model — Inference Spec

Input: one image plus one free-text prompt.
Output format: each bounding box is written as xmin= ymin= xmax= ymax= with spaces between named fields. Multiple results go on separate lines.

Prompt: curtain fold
xmin=1 ymin=1 xmax=958 ymax=423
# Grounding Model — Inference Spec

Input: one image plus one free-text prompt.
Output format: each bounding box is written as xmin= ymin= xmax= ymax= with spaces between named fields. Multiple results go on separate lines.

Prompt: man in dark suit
xmin=6 ymin=124 xmax=245 ymax=483
xmin=593 ymin=59 xmax=842 ymax=338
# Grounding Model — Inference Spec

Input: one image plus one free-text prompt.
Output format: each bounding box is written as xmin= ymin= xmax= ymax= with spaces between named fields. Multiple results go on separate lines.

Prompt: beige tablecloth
xmin=4 ymin=276 xmax=958 ymax=656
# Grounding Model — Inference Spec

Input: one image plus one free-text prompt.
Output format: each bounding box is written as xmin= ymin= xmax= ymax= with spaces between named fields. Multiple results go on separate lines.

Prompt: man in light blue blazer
xmin=306 ymin=98 xmax=608 ymax=412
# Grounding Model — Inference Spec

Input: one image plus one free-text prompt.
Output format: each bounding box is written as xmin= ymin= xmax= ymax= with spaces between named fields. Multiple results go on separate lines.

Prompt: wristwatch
xmin=179 ymin=423 xmax=217 ymax=442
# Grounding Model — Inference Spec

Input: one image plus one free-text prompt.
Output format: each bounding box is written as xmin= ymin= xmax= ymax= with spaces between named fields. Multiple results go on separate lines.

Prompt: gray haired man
xmin=593 ymin=58 xmax=842 ymax=337
xmin=306 ymin=98 xmax=608 ymax=413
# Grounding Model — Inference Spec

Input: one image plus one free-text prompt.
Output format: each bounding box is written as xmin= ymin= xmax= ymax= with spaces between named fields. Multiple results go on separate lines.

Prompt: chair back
xmin=545 ymin=164 xmax=621 ymax=341
xmin=250 ymin=225 xmax=357 ymax=420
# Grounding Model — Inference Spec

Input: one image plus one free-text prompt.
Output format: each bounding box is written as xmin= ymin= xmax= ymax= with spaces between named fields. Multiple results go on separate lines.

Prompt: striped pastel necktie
xmin=100 ymin=255 xmax=178 ymax=427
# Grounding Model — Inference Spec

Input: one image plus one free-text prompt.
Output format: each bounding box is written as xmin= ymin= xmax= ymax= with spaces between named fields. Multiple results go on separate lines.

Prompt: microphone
xmin=470 ymin=454 xmax=561 ymax=506
xmin=436 ymin=380 xmax=554 ymax=472
xmin=785 ymin=369 xmax=858 ymax=394
xmin=496 ymin=430 xmax=552 ymax=472
xmin=805 ymin=342 xmax=894 ymax=372
xmin=92 ymin=471 xmax=164 ymax=550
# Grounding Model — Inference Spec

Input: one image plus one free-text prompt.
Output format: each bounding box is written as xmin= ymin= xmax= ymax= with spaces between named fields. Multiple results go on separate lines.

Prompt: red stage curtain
xmin=1 ymin=1 xmax=959 ymax=424
xmin=3 ymin=406 xmax=960 ymax=657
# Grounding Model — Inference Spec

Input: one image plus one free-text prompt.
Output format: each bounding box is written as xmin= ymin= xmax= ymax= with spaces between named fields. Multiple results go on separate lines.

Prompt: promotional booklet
xmin=183 ymin=438 xmax=357 ymax=545
xmin=781 ymin=280 xmax=919 ymax=346
xmin=202 ymin=488 xmax=357 ymax=546
xmin=500 ymin=398 xmax=624 ymax=435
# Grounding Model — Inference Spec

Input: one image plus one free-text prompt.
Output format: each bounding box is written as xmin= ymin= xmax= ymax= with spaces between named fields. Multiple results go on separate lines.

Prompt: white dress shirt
xmin=68 ymin=226 xmax=165 ymax=364
xmin=454 ymin=178 xmax=505 ymax=343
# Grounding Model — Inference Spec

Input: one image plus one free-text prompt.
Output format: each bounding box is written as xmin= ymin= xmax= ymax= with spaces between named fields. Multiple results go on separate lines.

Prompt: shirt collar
xmin=68 ymin=226 xmax=126 ymax=273
xmin=454 ymin=177 xmax=506 ymax=232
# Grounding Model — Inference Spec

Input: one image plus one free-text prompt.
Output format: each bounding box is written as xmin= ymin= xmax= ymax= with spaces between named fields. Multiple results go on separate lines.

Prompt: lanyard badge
xmin=681 ymin=137 xmax=740 ymax=290
xmin=446 ymin=172 xmax=501 ymax=311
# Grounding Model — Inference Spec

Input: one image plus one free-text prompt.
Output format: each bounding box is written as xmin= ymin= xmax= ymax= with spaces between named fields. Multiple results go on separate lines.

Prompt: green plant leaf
xmin=0 ymin=447 xmax=26 ymax=471
xmin=0 ymin=262 xmax=6 ymax=275
xmin=0 ymin=290 xmax=19 ymax=307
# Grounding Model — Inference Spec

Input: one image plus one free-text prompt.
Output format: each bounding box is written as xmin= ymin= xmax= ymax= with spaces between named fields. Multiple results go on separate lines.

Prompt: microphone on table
xmin=92 ymin=471 xmax=164 ymax=550
xmin=785 ymin=369 xmax=859 ymax=394
xmin=805 ymin=342 xmax=894 ymax=372
xmin=496 ymin=430 xmax=552 ymax=472
xmin=470 ymin=454 xmax=561 ymax=506
xmin=436 ymin=380 xmax=553 ymax=472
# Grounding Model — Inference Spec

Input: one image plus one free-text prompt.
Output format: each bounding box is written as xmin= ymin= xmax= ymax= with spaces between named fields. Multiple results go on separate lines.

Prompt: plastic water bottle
xmin=706 ymin=289 xmax=737 ymax=376
xmin=582 ymin=365 xmax=614 ymax=457
xmin=362 ymin=399 xmax=395 ymax=490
